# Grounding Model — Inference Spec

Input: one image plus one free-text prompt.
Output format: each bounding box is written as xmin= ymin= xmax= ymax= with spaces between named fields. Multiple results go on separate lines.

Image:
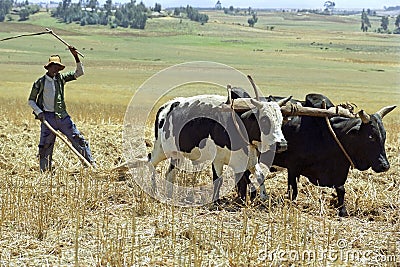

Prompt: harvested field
xmin=0 ymin=96 xmax=399 ymax=265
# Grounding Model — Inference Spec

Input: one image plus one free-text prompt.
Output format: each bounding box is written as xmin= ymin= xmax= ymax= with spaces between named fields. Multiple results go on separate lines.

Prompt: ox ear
xmin=250 ymin=98 xmax=264 ymax=109
xmin=239 ymin=99 xmax=263 ymax=119
xmin=345 ymin=122 xmax=362 ymax=135
xmin=344 ymin=119 xmax=362 ymax=135
xmin=331 ymin=117 xmax=362 ymax=135
xmin=241 ymin=109 xmax=256 ymax=119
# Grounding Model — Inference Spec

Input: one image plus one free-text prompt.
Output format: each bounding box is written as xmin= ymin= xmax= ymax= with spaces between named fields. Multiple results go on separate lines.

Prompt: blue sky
xmin=132 ymin=1 xmax=399 ymax=9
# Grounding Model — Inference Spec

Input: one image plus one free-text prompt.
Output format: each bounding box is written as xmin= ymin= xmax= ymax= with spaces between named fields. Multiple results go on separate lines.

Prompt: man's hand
xmin=36 ymin=112 xmax=45 ymax=122
xmin=69 ymin=46 xmax=80 ymax=62
xmin=69 ymin=46 xmax=78 ymax=56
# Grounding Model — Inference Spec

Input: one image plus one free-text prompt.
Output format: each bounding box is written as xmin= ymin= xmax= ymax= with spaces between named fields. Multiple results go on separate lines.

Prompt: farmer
xmin=28 ymin=46 xmax=95 ymax=171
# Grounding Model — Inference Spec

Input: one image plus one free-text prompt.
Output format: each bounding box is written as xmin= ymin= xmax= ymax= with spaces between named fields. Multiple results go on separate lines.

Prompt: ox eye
xmin=368 ymin=134 xmax=375 ymax=141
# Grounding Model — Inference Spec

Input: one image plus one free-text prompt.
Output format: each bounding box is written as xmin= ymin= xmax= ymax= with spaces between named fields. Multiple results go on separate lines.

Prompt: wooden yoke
xmin=231 ymin=98 xmax=356 ymax=118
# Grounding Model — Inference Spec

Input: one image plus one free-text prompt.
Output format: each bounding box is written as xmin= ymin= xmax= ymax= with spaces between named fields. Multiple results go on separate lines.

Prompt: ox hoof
xmin=260 ymin=193 xmax=269 ymax=202
xmin=250 ymin=191 xmax=257 ymax=201
xmin=233 ymin=197 xmax=247 ymax=206
xmin=338 ymin=206 xmax=348 ymax=217
xmin=208 ymin=199 xmax=225 ymax=211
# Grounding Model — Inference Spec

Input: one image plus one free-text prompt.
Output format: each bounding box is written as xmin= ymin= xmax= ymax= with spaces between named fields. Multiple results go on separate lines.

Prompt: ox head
xmin=238 ymin=98 xmax=287 ymax=153
xmin=332 ymin=105 xmax=396 ymax=172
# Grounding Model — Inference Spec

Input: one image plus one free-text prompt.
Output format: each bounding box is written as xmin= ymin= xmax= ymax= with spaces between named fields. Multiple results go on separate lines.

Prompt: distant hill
xmin=379 ymin=5 xmax=400 ymax=16
xmin=384 ymin=5 xmax=400 ymax=11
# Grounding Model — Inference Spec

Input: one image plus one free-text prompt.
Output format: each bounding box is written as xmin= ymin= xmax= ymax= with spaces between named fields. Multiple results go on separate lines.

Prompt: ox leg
xmin=287 ymin=170 xmax=298 ymax=201
xmin=236 ymin=171 xmax=248 ymax=202
xmin=165 ymin=159 xmax=177 ymax=199
xmin=247 ymin=170 xmax=257 ymax=201
xmin=212 ymin=163 xmax=223 ymax=203
xmin=250 ymin=164 xmax=267 ymax=201
xmin=236 ymin=170 xmax=255 ymax=201
xmin=335 ymin=185 xmax=348 ymax=217
xmin=148 ymin=142 xmax=168 ymax=194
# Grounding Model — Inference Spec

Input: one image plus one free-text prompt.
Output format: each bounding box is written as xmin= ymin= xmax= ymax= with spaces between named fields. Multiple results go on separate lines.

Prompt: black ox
xmin=234 ymin=90 xmax=396 ymax=216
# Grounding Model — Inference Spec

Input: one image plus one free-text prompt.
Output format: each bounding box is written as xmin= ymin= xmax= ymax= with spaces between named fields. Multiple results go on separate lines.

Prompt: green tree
xmin=215 ymin=1 xmax=222 ymax=10
xmin=248 ymin=13 xmax=258 ymax=27
xmin=324 ymin=1 xmax=335 ymax=14
xmin=104 ymin=0 xmax=112 ymax=16
xmin=380 ymin=16 xmax=389 ymax=31
xmin=394 ymin=14 xmax=400 ymax=34
xmin=153 ymin=3 xmax=161 ymax=12
xmin=52 ymin=0 xmax=71 ymax=22
xmin=0 ymin=0 xmax=14 ymax=21
xmin=0 ymin=10 xmax=5 ymax=21
xmin=395 ymin=14 xmax=400 ymax=28
xmin=113 ymin=0 xmax=148 ymax=29
xmin=361 ymin=9 xmax=371 ymax=32
xmin=86 ymin=0 xmax=98 ymax=11
xmin=18 ymin=7 xmax=30 ymax=20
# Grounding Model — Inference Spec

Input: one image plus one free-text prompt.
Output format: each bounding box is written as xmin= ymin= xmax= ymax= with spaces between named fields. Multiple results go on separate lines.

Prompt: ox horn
xmin=247 ymin=75 xmax=261 ymax=101
xmin=376 ymin=105 xmax=396 ymax=119
xmin=227 ymin=84 xmax=232 ymax=106
xmin=358 ymin=110 xmax=370 ymax=124
xmin=250 ymin=98 xmax=264 ymax=109
xmin=277 ymin=96 xmax=293 ymax=107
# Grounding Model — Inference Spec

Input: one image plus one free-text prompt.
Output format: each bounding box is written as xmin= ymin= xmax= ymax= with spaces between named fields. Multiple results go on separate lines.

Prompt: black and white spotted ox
xmin=149 ymin=94 xmax=287 ymax=202
xmin=236 ymin=92 xmax=396 ymax=216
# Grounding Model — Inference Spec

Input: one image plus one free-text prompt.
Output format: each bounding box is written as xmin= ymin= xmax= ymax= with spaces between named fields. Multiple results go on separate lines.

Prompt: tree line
xmin=0 ymin=0 xmax=40 ymax=21
xmin=173 ymin=5 xmax=209 ymax=24
xmin=361 ymin=9 xmax=400 ymax=34
xmin=52 ymin=1 xmax=209 ymax=29
xmin=0 ymin=0 xmax=209 ymax=29
xmin=51 ymin=0 xmax=149 ymax=29
xmin=221 ymin=5 xmax=259 ymax=27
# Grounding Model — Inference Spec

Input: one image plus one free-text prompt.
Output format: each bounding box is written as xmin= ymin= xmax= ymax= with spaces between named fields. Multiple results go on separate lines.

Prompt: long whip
xmin=0 ymin=30 xmax=49 ymax=41
xmin=0 ymin=28 xmax=84 ymax=57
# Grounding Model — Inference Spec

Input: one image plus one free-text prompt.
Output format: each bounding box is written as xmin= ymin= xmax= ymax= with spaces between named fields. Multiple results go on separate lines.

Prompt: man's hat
xmin=44 ymin=55 xmax=65 ymax=70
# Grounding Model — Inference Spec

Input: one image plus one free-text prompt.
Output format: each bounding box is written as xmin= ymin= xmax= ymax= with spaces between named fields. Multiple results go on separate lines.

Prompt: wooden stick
xmin=231 ymin=98 xmax=356 ymax=118
xmin=322 ymin=100 xmax=355 ymax=169
xmin=42 ymin=120 xmax=92 ymax=168
xmin=45 ymin=28 xmax=85 ymax=58
xmin=280 ymin=103 xmax=355 ymax=118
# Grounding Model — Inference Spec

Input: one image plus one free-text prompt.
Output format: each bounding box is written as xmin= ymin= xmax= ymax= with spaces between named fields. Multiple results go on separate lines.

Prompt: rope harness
xmin=282 ymin=100 xmax=356 ymax=169
xmin=322 ymin=100 xmax=356 ymax=169
xmin=229 ymin=99 xmax=252 ymax=146
xmin=226 ymin=86 xmax=258 ymax=149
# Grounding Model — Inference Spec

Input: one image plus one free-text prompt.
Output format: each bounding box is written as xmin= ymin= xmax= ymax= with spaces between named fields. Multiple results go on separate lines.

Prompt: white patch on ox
xmin=185 ymin=137 xmax=217 ymax=164
xmin=256 ymin=101 xmax=285 ymax=153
